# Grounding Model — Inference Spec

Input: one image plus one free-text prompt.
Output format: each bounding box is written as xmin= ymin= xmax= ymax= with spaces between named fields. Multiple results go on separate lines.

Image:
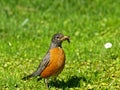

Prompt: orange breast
xmin=40 ymin=47 xmax=65 ymax=78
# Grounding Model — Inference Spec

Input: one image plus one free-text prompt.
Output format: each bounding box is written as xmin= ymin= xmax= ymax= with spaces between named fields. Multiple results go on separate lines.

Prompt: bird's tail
xmin=22 ymin=73 xmax=42 ymax=81
xmin=22 ymin=70 xmax=42 ymax=80
xmin=22 ymin=74 xmax=34 ymax=80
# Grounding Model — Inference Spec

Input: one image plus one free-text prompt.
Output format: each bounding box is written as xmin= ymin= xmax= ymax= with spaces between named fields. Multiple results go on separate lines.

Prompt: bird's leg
xmin=53 ymin=77 xmax=59 ymax=90
xmin=53 ymin=77 xmax=57 ymax=83
xmin=44 ymin=79 xmax=49 ymax=90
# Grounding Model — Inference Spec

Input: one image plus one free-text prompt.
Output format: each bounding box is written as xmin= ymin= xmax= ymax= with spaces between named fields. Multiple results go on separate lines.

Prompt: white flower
xmin=104 ymin=42 xmax=112 ymax=49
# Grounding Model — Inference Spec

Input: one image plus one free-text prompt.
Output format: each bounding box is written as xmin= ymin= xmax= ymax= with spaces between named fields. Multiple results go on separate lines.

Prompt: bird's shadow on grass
xmin=49 ymin=75 xmax=86 ymax=89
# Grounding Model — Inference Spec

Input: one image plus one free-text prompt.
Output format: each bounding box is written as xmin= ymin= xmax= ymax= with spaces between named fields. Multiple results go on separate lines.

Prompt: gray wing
xmin=22 ymin=51 xmax=50 ymax=80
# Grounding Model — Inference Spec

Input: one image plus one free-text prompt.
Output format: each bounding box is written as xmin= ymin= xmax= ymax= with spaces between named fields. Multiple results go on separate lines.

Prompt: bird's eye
xmin=56 ymin=36 xmax=59 ymax=39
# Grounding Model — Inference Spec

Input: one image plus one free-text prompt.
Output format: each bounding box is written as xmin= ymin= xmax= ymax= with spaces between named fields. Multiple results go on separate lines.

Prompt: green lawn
xmin=0 ymin=0 xmax=120 ymax=90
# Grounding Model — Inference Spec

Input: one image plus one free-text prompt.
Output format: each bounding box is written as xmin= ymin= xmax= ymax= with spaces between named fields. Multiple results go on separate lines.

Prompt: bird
xmin=22 ymin=33 xmax=70 ymax=89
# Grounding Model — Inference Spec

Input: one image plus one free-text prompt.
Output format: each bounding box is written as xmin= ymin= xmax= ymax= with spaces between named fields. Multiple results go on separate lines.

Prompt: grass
xmin=0 ymin=0 xmax=120 ymax=90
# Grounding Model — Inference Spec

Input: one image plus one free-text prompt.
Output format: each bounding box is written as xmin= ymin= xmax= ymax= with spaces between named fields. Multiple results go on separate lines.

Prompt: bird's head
xmin=50 ymin=33 xmax=70 ymax=48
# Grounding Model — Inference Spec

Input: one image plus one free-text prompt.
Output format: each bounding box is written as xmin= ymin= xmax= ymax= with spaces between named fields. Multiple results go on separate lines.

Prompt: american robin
xmin=22 ymin=33 xmax=70 ymax=89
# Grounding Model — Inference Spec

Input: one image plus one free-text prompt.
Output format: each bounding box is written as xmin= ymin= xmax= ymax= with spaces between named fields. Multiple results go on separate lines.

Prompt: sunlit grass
xmin=0 ymin=0 xmax=120 ymax=89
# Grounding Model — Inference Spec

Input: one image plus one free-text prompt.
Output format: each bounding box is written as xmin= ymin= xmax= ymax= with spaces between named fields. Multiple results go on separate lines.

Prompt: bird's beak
xmin=60 ymin=36 xmax=70 ymax=43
